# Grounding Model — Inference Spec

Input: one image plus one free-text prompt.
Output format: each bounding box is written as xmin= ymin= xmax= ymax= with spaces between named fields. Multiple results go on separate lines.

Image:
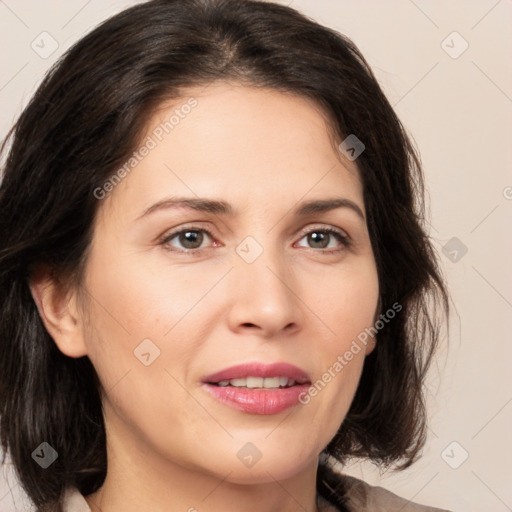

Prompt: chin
xmin=201 ymin=446 xmax=319 ymax=485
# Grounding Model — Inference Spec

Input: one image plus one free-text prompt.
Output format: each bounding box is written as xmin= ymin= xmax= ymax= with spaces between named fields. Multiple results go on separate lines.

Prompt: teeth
xmin=262 ymin=377 xmax=280 ymax=388
xmin=215 ymin=377 xmax=297 ymax=389
xmin=246 ymin=376 xmax=263 ymax=388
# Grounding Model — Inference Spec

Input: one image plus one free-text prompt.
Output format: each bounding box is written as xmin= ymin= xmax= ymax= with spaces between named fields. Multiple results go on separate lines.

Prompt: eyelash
xmin=159 ymin=225 xmax=351 ymax=255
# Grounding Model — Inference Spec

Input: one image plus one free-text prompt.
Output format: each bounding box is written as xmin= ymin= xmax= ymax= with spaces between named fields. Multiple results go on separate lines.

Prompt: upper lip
xmin=203 ymin=362 xmax=311 ymax=384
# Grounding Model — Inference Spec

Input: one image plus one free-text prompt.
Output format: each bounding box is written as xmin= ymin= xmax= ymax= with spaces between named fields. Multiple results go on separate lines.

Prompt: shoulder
xmin=338 ymin=474 xmax=451 ymax=512
xmin=317 ymin=459 xmax=452 ymax=512
xmin=61 ymin=487 xmax=91 ymax=512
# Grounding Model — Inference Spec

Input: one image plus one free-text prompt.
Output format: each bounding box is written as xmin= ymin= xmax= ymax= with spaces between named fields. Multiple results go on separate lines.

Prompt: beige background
xmin=1 ymin=1 xmax=511 ymax=511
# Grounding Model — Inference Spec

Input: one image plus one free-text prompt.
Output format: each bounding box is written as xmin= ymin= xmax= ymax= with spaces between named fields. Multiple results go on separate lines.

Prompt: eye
xmin=159 ymin=225 xmax=350 ymax=254
xmin=295 ymin=227 xmax=350 ymax=253
xmin=159 ymin=227 xmax=216 ymax=252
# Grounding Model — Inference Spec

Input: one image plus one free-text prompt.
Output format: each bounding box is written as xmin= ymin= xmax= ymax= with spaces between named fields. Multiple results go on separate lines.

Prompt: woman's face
xmin=76 ymin=82 xmax=379 ymax=483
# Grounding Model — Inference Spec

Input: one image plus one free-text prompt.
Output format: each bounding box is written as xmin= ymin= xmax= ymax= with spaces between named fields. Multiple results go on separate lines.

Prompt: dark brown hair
xmin=0 ymin=0 xmax=449 ymax=510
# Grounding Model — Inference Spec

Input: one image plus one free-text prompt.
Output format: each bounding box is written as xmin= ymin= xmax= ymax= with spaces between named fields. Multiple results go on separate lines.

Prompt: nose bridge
xmin=229 ymin=233 xmax=300 ymax=334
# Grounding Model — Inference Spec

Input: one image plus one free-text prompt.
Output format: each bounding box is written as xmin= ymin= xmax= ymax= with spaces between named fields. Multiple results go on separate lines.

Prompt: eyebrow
xmin=136 ymin=196 xmax=365 ymax=221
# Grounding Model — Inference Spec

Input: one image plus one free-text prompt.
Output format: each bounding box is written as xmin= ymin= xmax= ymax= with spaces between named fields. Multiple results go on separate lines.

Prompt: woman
xmin=0 ymin=1 xmax=451 ymax=511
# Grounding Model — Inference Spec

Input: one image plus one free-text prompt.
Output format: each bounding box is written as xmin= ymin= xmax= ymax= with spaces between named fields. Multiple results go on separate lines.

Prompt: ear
xmin=28 ymin=265 xmax=88 ymax=358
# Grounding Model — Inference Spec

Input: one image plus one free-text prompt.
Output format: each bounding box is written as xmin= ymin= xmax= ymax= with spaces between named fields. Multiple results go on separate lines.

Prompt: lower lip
xmin=202 ymin=383 xmax=310 ymax=415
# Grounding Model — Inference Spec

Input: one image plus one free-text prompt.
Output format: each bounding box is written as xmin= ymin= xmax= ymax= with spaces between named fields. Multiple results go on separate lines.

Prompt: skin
xmin=30 ymin=82 xmax=379 ymax=512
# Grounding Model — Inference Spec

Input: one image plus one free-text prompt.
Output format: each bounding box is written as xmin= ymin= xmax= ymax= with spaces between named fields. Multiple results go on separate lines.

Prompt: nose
xmin=227 ymin=244 xmax=301 ymax=339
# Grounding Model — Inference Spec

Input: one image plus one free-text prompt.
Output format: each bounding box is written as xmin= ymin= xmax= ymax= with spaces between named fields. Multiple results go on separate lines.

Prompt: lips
xmin=201 ymin=362 xmax=311 ymax=415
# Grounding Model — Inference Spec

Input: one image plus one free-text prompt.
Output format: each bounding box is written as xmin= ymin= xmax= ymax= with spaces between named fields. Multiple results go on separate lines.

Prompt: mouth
xmin=202 ymin=362 xmax=311 ymax=415
xmin=209 ymin=376 xmax=304 ymax=389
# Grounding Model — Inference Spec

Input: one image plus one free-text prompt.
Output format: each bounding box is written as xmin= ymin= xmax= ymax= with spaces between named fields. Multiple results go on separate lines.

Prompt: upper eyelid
xmin=297 ymin=223 xmax=349 ymax=238
xmin=162 ymin=222 xmax=349 ymax=238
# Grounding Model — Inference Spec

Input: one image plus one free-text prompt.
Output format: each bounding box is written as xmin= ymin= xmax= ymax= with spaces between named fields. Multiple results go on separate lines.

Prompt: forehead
xmin=99 ymin=82 xmax=363 ymax=221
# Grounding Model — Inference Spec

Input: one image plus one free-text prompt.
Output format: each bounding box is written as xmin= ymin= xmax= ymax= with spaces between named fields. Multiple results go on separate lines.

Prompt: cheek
xmin=313 ymin=258 xmax=380 ymax=343
xmin=81 ymin=244 xmax=221 ymax=346
xmin=300 ymin=260 xmax=378 ymax=424
xmin=78 ymin=249 xmax=224 ymax=412
xmin=78 ymin=263 xmax=205 ymax=452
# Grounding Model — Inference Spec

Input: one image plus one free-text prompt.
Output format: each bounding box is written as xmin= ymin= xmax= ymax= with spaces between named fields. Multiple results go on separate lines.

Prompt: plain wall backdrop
xmin=0 ymin=1 xmax=511 ymax=511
